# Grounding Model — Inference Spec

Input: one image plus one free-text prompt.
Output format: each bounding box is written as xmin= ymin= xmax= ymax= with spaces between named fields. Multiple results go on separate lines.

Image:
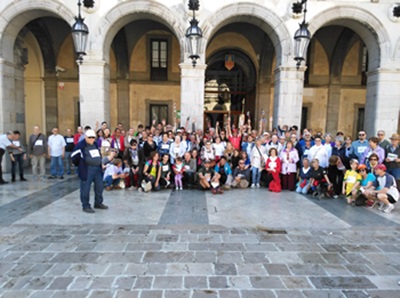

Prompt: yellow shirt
xmin=344 ymin=170 xmax=361 ymax=195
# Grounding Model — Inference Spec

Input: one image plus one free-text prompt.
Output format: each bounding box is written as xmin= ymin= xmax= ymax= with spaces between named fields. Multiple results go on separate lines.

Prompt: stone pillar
xmin=326 ymin=77 xmax=341 ymax=134
xmin=365 ymin=69 xmax=400 ymax=136
xmin=117 ymin=79 xmax=130 ymax=128
xmin=44 ymin=72 xmax=57 ymax=135
xmin=0 ymin=59 xmax=25 ymax=172
xmin=256 ymin=77 xmax=272 ymax=131
xmin=179 ymin=63 xmax=206 ymax=131
xmin=273 ymin=66 xmax=305 ymax=130
xmin=78 ymin=59 xmax=110 ymax=128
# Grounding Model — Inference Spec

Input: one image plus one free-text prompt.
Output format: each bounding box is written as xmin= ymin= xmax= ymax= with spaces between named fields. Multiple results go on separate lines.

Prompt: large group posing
xmin=0 ymin=118 xmax=399 ymax=214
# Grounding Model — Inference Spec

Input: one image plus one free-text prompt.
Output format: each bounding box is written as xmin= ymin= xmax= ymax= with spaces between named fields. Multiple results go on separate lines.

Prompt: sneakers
xmin=378 ymin=202 xmax=385 ymax=211
xmin=179 ymin=187 xmax=183 ymax=191
xmin=176 ymin=186 xmax=179 ymax=190
xmin=383 ymin=203 xmax=394 ymax=213
xmin=256 ymin=184 xmax=260 ymax=188
xmin=94 ymin=203 xmax=109 ymax=210
xmin=216 ymin=188 xmax=224 ymax=194
xmin=251 ymin=184 xmax=255 ymax=188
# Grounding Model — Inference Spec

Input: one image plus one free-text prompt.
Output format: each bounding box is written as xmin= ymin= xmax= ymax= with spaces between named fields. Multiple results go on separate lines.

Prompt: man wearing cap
xmin=364 ymin=164 xmax=399 ymax=213
xmin=384 ymin=133 xmax=400 ymax=190
xmin=72 ymin=129 xmax=108 ymax=213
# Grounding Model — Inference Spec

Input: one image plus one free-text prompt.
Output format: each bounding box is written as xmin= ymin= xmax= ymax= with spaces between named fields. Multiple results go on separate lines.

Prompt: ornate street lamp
xmin=72 ymin=1 xmax=93 ymax=64
xmin=186 ymin=0 xmax=203 ymax=67
xmin=293 ymin=0 xmax=311 ymax=70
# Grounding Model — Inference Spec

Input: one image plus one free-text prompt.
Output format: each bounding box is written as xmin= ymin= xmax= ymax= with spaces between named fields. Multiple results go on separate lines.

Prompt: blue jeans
xmin=64 ymin=151 xmax=72 ymax=174
xmin=296 ymin=185 xmax=309 ymax=194
xmin=80 ymin=165 xmax=104 ymax=209
xmin=252 ymin=167 xmax=260 ymax=185
xmin=104 ymin=175 xmax=120 ymax=187
xmin=50 ymin=156 xmax=64 ymax=176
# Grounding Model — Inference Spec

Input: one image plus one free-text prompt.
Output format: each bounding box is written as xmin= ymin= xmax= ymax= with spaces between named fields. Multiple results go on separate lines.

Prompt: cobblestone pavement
xmin=0 ymin=175 xmax=400 ymax=297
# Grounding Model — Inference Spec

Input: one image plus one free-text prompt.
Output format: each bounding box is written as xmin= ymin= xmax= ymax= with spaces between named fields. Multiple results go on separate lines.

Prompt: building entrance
xmin=204 ymin=50 xmax=256 ymax=130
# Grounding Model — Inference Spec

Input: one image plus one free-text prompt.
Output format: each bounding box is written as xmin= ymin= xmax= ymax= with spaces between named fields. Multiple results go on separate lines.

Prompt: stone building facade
xmin=0 ymin=0 xmax=399 ymax=140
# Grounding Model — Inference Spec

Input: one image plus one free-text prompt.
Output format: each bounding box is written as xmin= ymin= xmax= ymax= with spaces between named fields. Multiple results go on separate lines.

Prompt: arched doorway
xmin=204 ymin=49 xmax=257 ymax=128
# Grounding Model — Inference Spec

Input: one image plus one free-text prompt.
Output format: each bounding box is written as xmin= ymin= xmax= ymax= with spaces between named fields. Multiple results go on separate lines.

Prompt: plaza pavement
xmin=0 ymin=173 xmax=399 ymax=298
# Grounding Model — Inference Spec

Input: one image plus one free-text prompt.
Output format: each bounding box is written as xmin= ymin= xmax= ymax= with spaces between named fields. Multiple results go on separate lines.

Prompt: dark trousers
xmin=281 ymin=173 xmax=296 ymax=190
xmin=11 ymin=154 xmax=24 ymax=179
xmin=80 ymin=166 xmax=104 ymax=209
xmin=0 ymin=148 xmax=5 ymax=182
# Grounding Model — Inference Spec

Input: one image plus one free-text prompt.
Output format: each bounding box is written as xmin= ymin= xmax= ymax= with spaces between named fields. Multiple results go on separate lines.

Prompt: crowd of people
xmin=0 ymin=118 xmax=399 ymax=214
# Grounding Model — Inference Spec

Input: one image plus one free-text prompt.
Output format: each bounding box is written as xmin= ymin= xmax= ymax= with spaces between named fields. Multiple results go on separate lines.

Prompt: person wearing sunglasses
xmin=72 ymin=129 xmax=108 ymax=213
xmin=349 ymin=131 xmax=368 ymax=161
xmin=357 ymin=164 xmax=376 ymax=206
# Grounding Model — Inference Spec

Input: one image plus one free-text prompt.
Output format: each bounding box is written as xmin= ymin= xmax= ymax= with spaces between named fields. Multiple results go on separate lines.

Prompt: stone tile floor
xmin=0 ymin=174 xmax=399 ymax=297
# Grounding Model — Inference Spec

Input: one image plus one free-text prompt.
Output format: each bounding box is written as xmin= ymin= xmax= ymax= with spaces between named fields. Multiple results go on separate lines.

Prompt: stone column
xmin=326 ymin=77 xmax=341 ymax=134
xmin=117 ymin=79 xmax=130 ymax=128
xmin=256 ymin=76 xmax=272 ymax=131
xmin=273 ymin=66 xmax=305 ymax=130
xmin=78 ymin=59 xmax=110 ymax=128
xmin=43 ymin=71 xmax=57 ymax=135
xmin=365 ymin=69 xmax=400 ymax=136
xmin=179 ymin=63 xmax=207 ymax=131
xmin=0 ymin=59 xmax=25 ymax=172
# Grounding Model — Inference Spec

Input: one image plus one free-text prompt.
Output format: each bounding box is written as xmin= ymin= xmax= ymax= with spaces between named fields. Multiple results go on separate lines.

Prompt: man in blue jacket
xmin=72 ymin=129 xmax=108 ymax=213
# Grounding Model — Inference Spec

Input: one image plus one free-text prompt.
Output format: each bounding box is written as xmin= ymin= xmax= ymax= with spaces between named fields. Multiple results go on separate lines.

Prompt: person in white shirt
xmin=48 ymin=127 xmax=66 ymax=179
xmin=308 ymin=136 xmax=329 ymax=168
xmin=0 ymin=131 xmax=22 ymax=184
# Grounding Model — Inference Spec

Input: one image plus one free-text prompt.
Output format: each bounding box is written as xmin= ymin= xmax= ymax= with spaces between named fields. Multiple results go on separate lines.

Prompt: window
xmin=150 ymin=104 xmax=169 ymax=126
xmin=301 ymin=106 xmax=309 ymax=132
xmin=356 ymin=107 xmax=365 ymax=133
xmin=151 ymin=39 xmax=168 ymax=81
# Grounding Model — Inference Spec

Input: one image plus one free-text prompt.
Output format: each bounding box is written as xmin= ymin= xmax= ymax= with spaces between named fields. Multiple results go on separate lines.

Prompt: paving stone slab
xmin=309 ymin=276 xmax=377 ymax=289
xmin=152 ymin=276 xmax=183 ymax=289
xmin=281 ymin=276 xmax=314 ymax=289
xmin=249 ymin=276 xmax=286 ymax=289
xmin=240 ymin=289 xmax=276 ymax=298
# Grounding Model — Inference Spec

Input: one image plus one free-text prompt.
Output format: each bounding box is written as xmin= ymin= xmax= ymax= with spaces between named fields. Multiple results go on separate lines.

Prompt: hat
xmin=375 ymin=164 xmax=387 ymax=171
xmin=263 ymin=132 xmax=270 ymax=136
xmin=357 ymin=164 xmax=367 ymax=170
xmin=389 ymin=133 xmax=400 ymax=140
xmin=85 ymin=129 xmax=96 ymax=138
xmin=176 ymin=129 xmax=182 ymax=133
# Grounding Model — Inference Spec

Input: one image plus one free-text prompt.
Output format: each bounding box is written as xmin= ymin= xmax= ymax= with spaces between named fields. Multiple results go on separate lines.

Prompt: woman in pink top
xmin=280 ymin=141 xmax=299 ymax=190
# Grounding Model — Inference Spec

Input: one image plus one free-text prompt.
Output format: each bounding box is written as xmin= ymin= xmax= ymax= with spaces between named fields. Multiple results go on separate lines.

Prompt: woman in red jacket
xmin=265 ymin=147 xmax=282 ymax=192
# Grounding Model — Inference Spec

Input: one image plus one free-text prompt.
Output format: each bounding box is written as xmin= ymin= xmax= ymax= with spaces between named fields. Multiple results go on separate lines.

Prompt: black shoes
xmin=20 ymin=177 xmax=27 ymax=181
xmin=48 ymin=176 xmax=56 ymax=180
xmin=94 ymin=203 xmax=109 ymax=210
xmin=0 ymin=180 xmax=9 ymax=184
xmin=83 ymin=207 xmax=95 ymax=213
xmin=59 ymin=176 xmax=64 ymax=180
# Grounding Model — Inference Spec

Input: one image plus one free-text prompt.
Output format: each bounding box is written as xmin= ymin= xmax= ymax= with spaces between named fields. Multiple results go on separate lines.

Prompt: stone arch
xmin=202 ymin=3 xmax=292 ymax=67
xmin=308 ymin=6 xmax=391 ymax=70
xmin=93 ymin=0 xmax=187 ymax=63
xmin=0 ymin=0 xmax=74 ymax=62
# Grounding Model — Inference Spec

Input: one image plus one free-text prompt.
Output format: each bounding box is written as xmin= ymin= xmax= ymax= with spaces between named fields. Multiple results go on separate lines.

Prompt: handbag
xmin=256 ymin=146 xmax=266 ymax=168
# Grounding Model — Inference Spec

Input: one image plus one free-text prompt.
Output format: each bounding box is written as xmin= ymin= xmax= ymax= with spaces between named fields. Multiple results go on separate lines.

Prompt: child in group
xmin=342 ymin=159 xmax=362 ymax=205
xmin=173 ymin=157 xmax=185 ymax=190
